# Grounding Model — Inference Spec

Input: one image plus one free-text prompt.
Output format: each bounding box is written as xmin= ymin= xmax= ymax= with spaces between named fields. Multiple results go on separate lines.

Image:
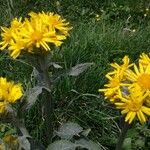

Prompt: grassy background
xmin=1 ymin=0 xmax=150 ymax=149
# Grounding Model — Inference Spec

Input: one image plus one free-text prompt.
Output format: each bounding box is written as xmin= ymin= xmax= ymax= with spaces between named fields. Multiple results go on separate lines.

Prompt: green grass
xmin=1 ymin=0 xmax=150 ymax=149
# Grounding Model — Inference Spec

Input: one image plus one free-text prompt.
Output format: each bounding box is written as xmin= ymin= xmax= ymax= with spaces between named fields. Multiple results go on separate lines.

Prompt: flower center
xmin=128 ymin=101 xmax=142 ymax=112
xmin=137 ymin=73 xmax=150 ymax=89
xmin=31 ymin=31 xmax=43 ymax=42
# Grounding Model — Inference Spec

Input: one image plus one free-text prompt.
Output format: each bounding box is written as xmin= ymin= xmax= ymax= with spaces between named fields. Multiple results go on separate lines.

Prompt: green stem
xmin=36 ymin=54 xmax=53 ymax=145
xmin=13 ymin=118 xmax=30 ymax=137
xmin=115 ymin=121 xmax=130 ymax=150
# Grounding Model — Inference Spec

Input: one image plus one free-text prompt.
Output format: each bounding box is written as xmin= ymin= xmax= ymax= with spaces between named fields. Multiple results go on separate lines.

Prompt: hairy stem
xmin=36 ymin=54 xmax=53 ymax=145
xmin=115 ymin=121 xmax=130 ymax=150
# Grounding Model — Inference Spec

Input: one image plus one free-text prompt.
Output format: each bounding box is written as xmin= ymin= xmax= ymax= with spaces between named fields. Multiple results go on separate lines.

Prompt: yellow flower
xmin=0 ymin=18 xmax=23 ymax=50
xmin=99 ymin=54 xmax=150 ymax=124
xmin=3 ymin=134 xmax=18 ymax=144
xmin=108 ymin=56 xmax=133 ymax=80
xmin=29 ymin=11 xmax=72 ymax=36
xmin=0 ymin=102 xmax=7 ymax=113
xmin=98 ymin=74 xmax=122 ymax=102
xmin=144 ymin=96 xmax=150 ymax=107
xmin=0 ymin=11 xmax=71 ymax=58
xmin=8 ymin=40 xmax=26 ymax=59
xmin=139 ymin=53 xmax=150 ymax=67
xmin=126 ymin=63 xmax=150 ymax=91
xmin=0 ymin=77 xmax=23 ymax=113
xmin=3 ymin=134 xmax=19 ymax=149
xmin=115 ymin=91 xmax=150 ymax=124
xmin=20 ymin=18 xmax=66 ymax=51
xmin=0 ymin=27 xmax=14 ymax=49
xmin=99 ymin=56 xmax=132 ymax=102
xmin=10 ymin=18 xmax=22 ymax=29
xmin=6 ymin=83 xmax=23 ymax=103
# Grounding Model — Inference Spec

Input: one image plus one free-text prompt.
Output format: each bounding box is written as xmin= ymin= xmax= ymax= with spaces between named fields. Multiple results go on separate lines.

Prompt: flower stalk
xmin=35 ymin=54 xmax=53 ymax=144
xmin=115 ymin=121 xmax=130 ymax=150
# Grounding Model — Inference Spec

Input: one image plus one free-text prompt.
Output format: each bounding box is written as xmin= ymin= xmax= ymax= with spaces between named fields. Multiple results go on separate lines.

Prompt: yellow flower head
xmin=99 ymin=53 xmax=150 ymax=124
xmin=0 ymin=77 xmax=23 ymax=113
xmin=0 ymin=102 xmax=7 ymax=114
xmin=126 ymin=63 xmax=150 ymax=91
xmin=3 ymin=134 xmax=18 ymax=144
xmin=0 ymin=12 xmax=72 ymax=58
xmin=99 ymin=56 xmax=132 ymax=102
xmin=107 ymin=56 xmax=133 ymax=82
xmin=98 ymin=74 xmax=121 ymax=102
xmin=29 ymin=11 xmax=72 ymax=36
xmin=0 ymin=27 xmax=14 ymax=50
xmin=115 ymin=90 xmax=150 ymax=124
xmin=0 ymin=18 xmax=23 ymax=50
xmin=2 ymin=134 xmax=19 ymax=149
xmin=139 ymin=53 xmax=150 ymax=67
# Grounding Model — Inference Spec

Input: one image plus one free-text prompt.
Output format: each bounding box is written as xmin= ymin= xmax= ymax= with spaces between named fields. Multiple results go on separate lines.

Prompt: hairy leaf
xmin=47 ymin=140 xmax=76 ymax=150
xmin=51 ymin=63 xmax=63 ymax=69
xmin=18 ymin=136 xmax=30 ymax=150
xmin=56 ymin=122 xmax=83 ymax=140
xmin=75 ymin=139 xmax=102 ymax=150
xmin=25 ymin=86 xmax=43 ymax=110
xmin=68 ymin=63 xmax=93 ymax=76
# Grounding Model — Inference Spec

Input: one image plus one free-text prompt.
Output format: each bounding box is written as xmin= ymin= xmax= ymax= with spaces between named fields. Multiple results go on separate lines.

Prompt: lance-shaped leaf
xmin=68 ymin=63 xmax=94 ymax=76
xmin=25 ymin=86 xmax=43 ymax=110
xmin=56 ymin=122 xmax=83 ymax=140
xmin=75 ymin=139 xmax=102 ymax=150
xmin=47 ymin=140 xmax=76 ymax=150
xmin=81 ymin=128 xmax=91 ymax=137
xmin=18 ymin=136 xmax=31 ymax=150
xmin=51 ymin=62 xmax=63 ymax=69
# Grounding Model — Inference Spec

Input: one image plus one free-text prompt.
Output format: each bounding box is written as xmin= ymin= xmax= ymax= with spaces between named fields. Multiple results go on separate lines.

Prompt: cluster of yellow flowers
xmin=0 ymin=12 xmax=71 ymax=58
xmin=0 ymin=77 xmax=23 ymax=113
xmin=99 ymin=53 xmax=150 ymax=124
xmin=0 ymin=134 xmax=18 ymax=149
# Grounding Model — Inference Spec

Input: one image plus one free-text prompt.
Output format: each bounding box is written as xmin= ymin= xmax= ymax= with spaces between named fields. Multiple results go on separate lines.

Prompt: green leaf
xmin=47 ymin=140 xmax=76 ymax=150
xmin=75 ymin=139 xmax=102 ymax=150
xmin=68 ymin=63 xmax=94 ymax=76
xmin=56 ymin=122 xmax=83 ymax=140
xmin=122 ymin=138 xmax=132 ymax=150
